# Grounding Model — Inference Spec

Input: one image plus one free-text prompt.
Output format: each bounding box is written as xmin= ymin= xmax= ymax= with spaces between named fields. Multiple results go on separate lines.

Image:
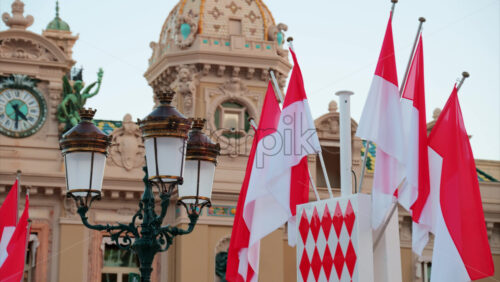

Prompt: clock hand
xmin=12 ymin=104 xmax=28 ymax=121
xmin=12 ymin=105 xmax=19 ymax=129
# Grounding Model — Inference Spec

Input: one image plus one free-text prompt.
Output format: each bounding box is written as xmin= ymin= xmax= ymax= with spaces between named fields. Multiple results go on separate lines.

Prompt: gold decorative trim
xmin=255 ymin=0 xmax=268 ymax=40
xmin=179 ymin=0 xmax=188 ymax=14
xmin=260 ymin=0 xmax=275 ymax=26
xmin=198 ymin=0 xmax=206 ymax=34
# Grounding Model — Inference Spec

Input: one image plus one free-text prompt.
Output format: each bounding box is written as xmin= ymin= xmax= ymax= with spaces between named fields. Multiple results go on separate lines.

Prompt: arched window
xmin=214 ymin=101 xmax=250 ymax=139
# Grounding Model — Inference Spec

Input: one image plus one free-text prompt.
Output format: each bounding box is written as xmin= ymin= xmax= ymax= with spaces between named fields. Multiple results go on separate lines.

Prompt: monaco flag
xmin=398 ymin=35 xmax=431 ymax=254
xmin=356 ymin=13 xmax=405 ymax=229
xmin=0 ymin=180 xmax=18 ymax=268
xmin=226 ymin=81 xmax=282 ymax=282
xmin=0 ymin=192 xmax=29 ymax=282
xmin=426 ymin=86 xmax=493 ymax=281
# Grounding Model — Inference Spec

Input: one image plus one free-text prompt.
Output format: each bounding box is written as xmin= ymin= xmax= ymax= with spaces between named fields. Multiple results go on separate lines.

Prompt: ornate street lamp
xmin=178 ymin=118 xmax=220 ymax=213
xmin=59 ymin=89 xmax=220 ymax=282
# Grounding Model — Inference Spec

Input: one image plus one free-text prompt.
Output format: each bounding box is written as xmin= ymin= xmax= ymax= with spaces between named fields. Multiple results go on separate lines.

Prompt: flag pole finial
xmin=400 ymin=17 xmax=426 ymax=94
xmin=247 ymin=117 xmax=257 ymax=131
xmin=457 ymin=71 xmax=470 ymax=91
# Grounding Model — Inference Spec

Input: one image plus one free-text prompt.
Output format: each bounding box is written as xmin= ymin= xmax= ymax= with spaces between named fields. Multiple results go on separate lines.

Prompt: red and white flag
xmin=398 ymin=35 xmax=431 ymax=254
xmin=356 ymin=14 xmax=405 ymax=228
xmin=0 ymin=180 xmax=18 ymax=268
xmin=426 ymin=86 xmax=494 ymax=281
xmin=231 ymin=49 xmax=319 ymax=281
xmin=0 ymin=192 xmax=29 ymax=282
xmin=226 ymin=82 xmax=281 ymax=282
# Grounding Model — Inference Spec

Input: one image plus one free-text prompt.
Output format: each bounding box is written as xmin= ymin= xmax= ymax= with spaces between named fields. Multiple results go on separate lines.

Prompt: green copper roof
xmin=46 ymin=1 xmax=70 ymax=31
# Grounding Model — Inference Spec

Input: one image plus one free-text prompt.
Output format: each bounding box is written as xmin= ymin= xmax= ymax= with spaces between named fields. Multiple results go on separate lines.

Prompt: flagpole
xmin=400 ymin=17 xmax=426 ymax=95
xmin=269 ymin=70 xmax=284 ymax=103
xmin=373 ymin=200 xmax=398 ymax=249
xmin=16 ymin=169 xmax=21 ymax=224
xmin=268 ymin=71 xmax=323 ymax=200
xmin=248 ymin=117 xmax=258 ymax=131
xmin=373 ymin=17 xmax=429 ymax=244
xmin=456 ymin=71 xmax=470 ymax=91
xmin=286 ymin=37 xmax=334 ymax=199
xmin=22 ymin=188 xmax=31 ymax=281
xmin=359 ymin=1 xmax=404 ymax=195
xmin=390 ymin=0 xmax=397 ymax=15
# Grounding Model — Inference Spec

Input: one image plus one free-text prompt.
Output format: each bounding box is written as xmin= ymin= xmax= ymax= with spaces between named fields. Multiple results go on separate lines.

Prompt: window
xmin=101 ymin=238 xmax=140 ymax=282
xmin=316 ymin=146 xmax=340 ymax=188
xmin=23 ymin=234 xmax=39 ymax=282
xmin=416 ymin=260 xmax=432 ymax=282
xmin=214 ymin=102 xmax=250 ymax=139
xmin=229 ymin=19 xmax=242 ymax=35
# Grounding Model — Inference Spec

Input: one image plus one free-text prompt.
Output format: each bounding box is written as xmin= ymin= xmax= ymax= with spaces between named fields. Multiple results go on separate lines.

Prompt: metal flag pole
xmin=373 ymin=16 xmax=428 ymax=248
xmin=16 ymin=169 xmax=21 ymax=224
xmin=375 ymin=71 xmax=470 ymax=249
xmin=269 ymin=71 xmax=322 ymax=201
xmin=390 ymin=0 xmax=397 ymax=14
xmin=359 ymin=1 xmax=408 ymax=194
xmin=22 ymin=187 xmax=31 ymax=280
xmin=248 ymin=117 xmax=258 ymax=131
xmin=400 ymin=17 xmax=426 ymax=95
xmin=269 ymin=70 xmax=284 ymax=104
xmin=457 ymin=71 xmax=470 ymax=91
xmin=286 ymin=37 xmax=334 ymax=199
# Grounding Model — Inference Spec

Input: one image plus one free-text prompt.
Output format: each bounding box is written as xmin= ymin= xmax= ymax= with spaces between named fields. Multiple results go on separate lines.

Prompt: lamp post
xmin=59 ymin=89 xmax=220 ymax=282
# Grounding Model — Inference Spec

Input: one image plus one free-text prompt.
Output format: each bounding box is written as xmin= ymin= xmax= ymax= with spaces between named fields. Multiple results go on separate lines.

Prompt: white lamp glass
xmin=145 ymin=137 xmax=186 ymax=182
xmin=179 ymin=160 xmax=216 ymax=204
xmin=65 ymin=152 xmax=106 ymax=197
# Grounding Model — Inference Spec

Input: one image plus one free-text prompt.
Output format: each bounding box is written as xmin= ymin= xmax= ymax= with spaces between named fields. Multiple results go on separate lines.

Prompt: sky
xmin=1 ymin=0 xmax=499 ymax=160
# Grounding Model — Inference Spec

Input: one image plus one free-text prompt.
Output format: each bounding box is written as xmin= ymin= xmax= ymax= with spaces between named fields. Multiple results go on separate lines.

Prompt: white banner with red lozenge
xmin=296 ymin=194 xmax=373 ymax=282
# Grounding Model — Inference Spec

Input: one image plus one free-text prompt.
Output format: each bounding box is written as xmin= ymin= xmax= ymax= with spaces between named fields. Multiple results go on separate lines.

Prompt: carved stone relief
xmin=169 ymin=65 xmax=198 ymax=117
xmin=0 ymin=38 xmax=57 ymax=62
xmin=108 ymin=114 xmax=145 ymax=171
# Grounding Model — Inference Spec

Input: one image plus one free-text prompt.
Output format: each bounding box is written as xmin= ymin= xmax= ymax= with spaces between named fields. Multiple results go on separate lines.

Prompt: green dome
xmin=46 ymin=17 xmax=70 ymax=31
xmin=46 ymin=1 xmax=70 ymax=31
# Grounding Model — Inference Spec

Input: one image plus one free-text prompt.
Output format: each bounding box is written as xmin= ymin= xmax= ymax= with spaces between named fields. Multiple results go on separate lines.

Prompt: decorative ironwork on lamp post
xmin=59 ymin=89 xmax=220 ymax=282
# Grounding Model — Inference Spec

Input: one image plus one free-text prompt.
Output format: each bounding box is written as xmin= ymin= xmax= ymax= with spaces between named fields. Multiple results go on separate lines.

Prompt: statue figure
xmin=108 ymin=114 xmax=145 ymax=171
xmin=57 ymin=68 xmax=103 ymax=132
xmin=170 ymin=65 xmax=197 ymax=116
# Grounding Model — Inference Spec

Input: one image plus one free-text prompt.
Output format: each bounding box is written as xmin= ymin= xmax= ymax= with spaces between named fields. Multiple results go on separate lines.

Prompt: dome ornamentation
xmin=175 ymin=14 xmax=198 ymax=49
xmin=46 ymin=1 xmax=70 ymax=31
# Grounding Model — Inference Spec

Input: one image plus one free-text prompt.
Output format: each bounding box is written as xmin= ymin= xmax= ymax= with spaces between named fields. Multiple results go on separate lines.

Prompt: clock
xmin=0 ymin=76 xmax=47 ymax=138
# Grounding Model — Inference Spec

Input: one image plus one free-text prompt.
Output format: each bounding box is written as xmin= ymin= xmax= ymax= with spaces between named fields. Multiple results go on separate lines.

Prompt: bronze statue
xmin=57 ymin=68 xmax=103 ymax=132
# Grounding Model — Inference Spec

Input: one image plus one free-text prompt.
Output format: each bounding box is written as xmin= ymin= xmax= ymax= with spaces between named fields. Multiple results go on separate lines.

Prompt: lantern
xmin=60 ymin=108 xmax=111 ymax=203
xmin=178 ymin=118 xmax=220 ymax=207
xmin=138 ymin=89 xmax=192 ymax=184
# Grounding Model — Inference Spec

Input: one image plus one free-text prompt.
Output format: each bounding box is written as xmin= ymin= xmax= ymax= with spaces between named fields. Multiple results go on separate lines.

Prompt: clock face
xmin=0 ymin=88 xmax=47 ymax=138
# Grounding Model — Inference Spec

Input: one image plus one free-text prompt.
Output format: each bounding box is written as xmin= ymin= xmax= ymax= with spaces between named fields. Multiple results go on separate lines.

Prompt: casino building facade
xmin=0 ymin=0 xmax=499 ymax=281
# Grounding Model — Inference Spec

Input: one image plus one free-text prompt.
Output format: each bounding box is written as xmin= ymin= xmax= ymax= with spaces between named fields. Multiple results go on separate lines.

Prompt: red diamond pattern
xmin=311 ymin=247 xmax=322 ymax=281
xmin=298 ymin=209 xmax=309 ymax=244
xmin=310 ymin=207 xmax=321 ymax=242
xmin=321 ymin=204 xmax=332 ymax=239
xmin=322 ymin=245 xmax=334 ymax=280
xmin=297 ymin=199 xmax=359 ymax=281
xmin=344 ymin=200 xmax=356 ymax=236
xmin=333 ymin=242 xmax=345 ymax=280
xmin=299 ymin=248 xmax=310 ymax=281
xmin=346 ymin=241 xmax=357 ymax=277
xmin=332 ymin=202 xmax=344 ymax=237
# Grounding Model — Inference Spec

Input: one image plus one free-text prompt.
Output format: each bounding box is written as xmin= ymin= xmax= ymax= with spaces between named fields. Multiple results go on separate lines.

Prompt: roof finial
xmin=2 ymin=0 xmax=34 ymax=30
xmin=56 ymin=1 xmax=60 ymax=18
